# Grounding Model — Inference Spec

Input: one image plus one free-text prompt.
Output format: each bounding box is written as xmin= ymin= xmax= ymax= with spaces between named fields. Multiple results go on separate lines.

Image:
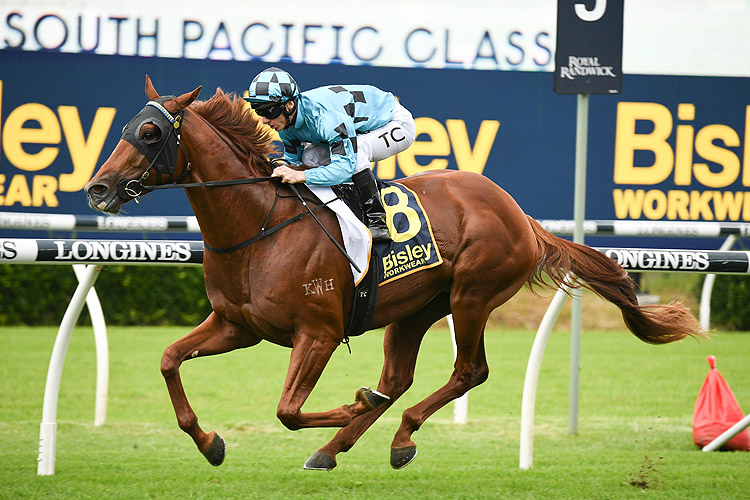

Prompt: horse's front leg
xmin=160 ymin=312 xmax=260 ymax=465
xmin=275 ymin=332 xmax=385 ymax=432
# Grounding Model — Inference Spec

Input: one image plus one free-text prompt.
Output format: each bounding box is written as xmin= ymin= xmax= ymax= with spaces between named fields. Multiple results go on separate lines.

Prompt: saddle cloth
xmin=307 ymin=182 xmax=443 ymax=287
xmin=308 ymin=182 xmax=442 ymax=338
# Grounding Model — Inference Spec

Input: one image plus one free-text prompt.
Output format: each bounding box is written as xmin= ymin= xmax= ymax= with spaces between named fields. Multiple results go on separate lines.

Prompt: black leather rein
xmin=147 ymin=175 xmax=335 ymax=254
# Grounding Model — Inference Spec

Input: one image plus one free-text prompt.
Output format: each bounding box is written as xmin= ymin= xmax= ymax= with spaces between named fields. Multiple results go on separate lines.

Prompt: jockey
xmin=243 ymin=67 xmax=416 ymax=242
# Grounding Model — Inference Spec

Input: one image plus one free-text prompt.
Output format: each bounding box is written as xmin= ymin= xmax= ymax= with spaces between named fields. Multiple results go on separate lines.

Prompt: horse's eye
xmin=141 ymin=127 xmax=161 ymax=144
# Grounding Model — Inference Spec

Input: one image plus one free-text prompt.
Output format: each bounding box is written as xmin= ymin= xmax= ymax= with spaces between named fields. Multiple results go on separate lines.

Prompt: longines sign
xmin=0 ymin=239 xmax=204 ymax=264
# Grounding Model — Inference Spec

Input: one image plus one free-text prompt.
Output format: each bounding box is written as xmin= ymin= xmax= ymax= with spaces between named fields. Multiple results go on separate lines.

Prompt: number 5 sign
xmin=554 ymin=0 xmax=624 ymax=94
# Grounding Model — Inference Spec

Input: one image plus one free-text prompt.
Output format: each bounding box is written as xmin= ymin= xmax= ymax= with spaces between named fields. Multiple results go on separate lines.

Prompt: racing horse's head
xmin=85 ymin=76 xmax=201 ymax=213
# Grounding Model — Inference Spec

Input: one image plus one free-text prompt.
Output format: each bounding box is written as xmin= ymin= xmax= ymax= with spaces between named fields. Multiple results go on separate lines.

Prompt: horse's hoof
xmin=303 ymin=450 xmax=337 ymax=471
xmin=390 ymin=445 xmax=418 ymax=469
xmin=203 ymin=433 xmax=226 ymax=466
xmin=355 ymin=386 xmax=390 ymax=411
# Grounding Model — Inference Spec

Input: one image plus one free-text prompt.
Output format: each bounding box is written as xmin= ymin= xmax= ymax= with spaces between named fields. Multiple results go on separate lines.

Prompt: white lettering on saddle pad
xmin=382 ymin=243 xmax=433 ymax=274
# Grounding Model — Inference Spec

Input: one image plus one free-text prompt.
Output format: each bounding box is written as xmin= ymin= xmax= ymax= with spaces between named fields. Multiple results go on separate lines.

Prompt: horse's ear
xmin=172 ymin=86 xmax=202 ymax=111
xmin=145 ymin=75 xmax=160 ymax=100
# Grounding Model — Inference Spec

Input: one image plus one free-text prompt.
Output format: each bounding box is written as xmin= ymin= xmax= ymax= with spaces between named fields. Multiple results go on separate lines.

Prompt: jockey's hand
xmin=272 ymin=165 xmax=306 ymax=184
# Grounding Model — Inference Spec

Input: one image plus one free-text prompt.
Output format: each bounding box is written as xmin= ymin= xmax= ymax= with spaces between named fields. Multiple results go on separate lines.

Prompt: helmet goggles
xmin=252 ymin=101 xmax=285 ymax=120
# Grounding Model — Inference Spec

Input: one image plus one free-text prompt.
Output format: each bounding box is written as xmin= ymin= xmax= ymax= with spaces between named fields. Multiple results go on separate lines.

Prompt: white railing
xmin=0 ymin=211 xmax=200 ymax=233
xmin=3 ymin=213 xmax=749 ymax=474
xmin=1 ymin=213 xmax=203 ymax=476
xmin=0 ymin=237 xmax=204 ymax=476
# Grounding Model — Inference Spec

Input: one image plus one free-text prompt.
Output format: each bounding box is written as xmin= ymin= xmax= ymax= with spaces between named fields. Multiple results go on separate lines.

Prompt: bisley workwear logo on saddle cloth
xmin=375 ymin=183 xmax=443 ymax=285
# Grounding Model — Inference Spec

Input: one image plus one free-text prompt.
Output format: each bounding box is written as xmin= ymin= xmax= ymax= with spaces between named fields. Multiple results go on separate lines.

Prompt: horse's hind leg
xmin=305 ymin=294 xmax=450 ymax=470
xmin=160 ymin=312 xmax=260 ymax=465
xmin=389 ymin=315 xmax=490 ymax=469
xmin=390 ymin=277 xmax=526 ymax=468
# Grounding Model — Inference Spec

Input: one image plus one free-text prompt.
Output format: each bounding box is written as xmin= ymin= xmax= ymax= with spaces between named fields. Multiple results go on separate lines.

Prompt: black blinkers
xmin=121 ymin=95 xmax=183 ymax=178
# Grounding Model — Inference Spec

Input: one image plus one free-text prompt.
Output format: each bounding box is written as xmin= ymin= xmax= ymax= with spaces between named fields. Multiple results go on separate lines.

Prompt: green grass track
xmin=1 ymin=325 xmax=749 ymax=499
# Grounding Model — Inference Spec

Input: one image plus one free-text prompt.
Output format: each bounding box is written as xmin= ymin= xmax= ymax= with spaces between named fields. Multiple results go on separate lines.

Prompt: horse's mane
xmin=190 ymin=88 xmax=278 ymax=175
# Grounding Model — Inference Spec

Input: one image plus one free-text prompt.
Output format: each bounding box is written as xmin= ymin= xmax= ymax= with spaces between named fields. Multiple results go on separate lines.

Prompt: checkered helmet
xmin=244 ymin=67 xmax=300 ymax=104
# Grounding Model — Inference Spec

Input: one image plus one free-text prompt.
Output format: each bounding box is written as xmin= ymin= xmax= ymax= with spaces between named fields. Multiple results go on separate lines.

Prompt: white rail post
xmin=448 ymin=314 xmax=468 ymax=424
xmin=520 ymin=281 xmax=571 ymax=470
xmin=569 ymin=93 xmax=589 ymax=435
xmin=72 ymin=264 xmax=109 ymax=426
xmin=38 ymin=264 xmax=102 ymax=476
xmin=702 ymin=414 xmax=750 ymax=452
xmin=699 ymin=234 xmax=737 ymax=330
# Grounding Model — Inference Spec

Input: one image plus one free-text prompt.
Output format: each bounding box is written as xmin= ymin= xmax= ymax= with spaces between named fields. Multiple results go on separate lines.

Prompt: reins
xmin=147 ymin=175 xmax=275 ymax=191
xmin=202 ymin=179 xmax=337 ymax=254
xmin=167 ymin=176 xmax=359 ymax=271
xmin=134 ymin=162 xmax=341 ymax=255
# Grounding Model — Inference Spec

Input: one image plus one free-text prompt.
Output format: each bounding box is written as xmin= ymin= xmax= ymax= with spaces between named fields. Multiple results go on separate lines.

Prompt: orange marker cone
xmin=693 ymin=355 xmax=750 ymax=451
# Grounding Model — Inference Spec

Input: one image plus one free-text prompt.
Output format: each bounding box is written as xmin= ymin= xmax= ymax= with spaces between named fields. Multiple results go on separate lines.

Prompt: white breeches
xmin=300 ymin=101 xmax=416 ymax=173
xmin=353 ymin=101 xmax=416 ymax=173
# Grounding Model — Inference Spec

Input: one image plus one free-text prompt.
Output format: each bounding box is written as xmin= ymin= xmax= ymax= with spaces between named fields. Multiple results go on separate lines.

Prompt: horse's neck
xmin=181 ymin=112 xmax=273 ymax=250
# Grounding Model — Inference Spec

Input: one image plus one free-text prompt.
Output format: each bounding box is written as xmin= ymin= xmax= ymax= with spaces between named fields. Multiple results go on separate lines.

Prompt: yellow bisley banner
xmin=613 ymin=101 xmax=750 ymax=221
xmin=0 ymin=85 xmax=498 ymax=209
xmin=0 ymin=80 xmax=117 ymax=207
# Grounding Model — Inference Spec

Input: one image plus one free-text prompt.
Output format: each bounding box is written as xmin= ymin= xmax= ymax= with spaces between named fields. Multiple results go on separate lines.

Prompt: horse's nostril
xmin=88 ymin=184 xmax=109 ymax=198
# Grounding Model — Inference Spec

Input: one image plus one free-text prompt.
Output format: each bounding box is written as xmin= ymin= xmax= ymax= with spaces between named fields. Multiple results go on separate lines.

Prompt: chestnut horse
xmin=85 ymin=77 xmax=703 ymax=471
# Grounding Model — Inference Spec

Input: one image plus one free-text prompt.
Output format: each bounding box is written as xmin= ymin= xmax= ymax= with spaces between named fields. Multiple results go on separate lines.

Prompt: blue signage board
xmin=0 ymin=50 xmax=748 ymax=248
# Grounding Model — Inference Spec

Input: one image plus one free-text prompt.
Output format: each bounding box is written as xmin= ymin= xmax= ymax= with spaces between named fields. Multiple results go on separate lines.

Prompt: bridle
xmin=116 ymin=97 xmax=285 ymax=201
xmin=116 ymin=97 xmax=192 ymax=202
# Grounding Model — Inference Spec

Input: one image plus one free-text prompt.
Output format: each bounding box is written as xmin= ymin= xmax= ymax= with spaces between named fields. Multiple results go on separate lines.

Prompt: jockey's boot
xmin=352 ymin=169 xmax=390 ymax=242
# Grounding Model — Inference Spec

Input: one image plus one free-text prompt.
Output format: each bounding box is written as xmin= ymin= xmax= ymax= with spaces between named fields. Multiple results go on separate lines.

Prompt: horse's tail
xmin=525 ymin=216 xmax=706 ymax=344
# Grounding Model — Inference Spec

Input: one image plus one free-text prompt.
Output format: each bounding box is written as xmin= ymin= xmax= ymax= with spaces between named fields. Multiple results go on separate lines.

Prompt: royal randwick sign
xmin=554 ymin=0 xmax=623 ymax=94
